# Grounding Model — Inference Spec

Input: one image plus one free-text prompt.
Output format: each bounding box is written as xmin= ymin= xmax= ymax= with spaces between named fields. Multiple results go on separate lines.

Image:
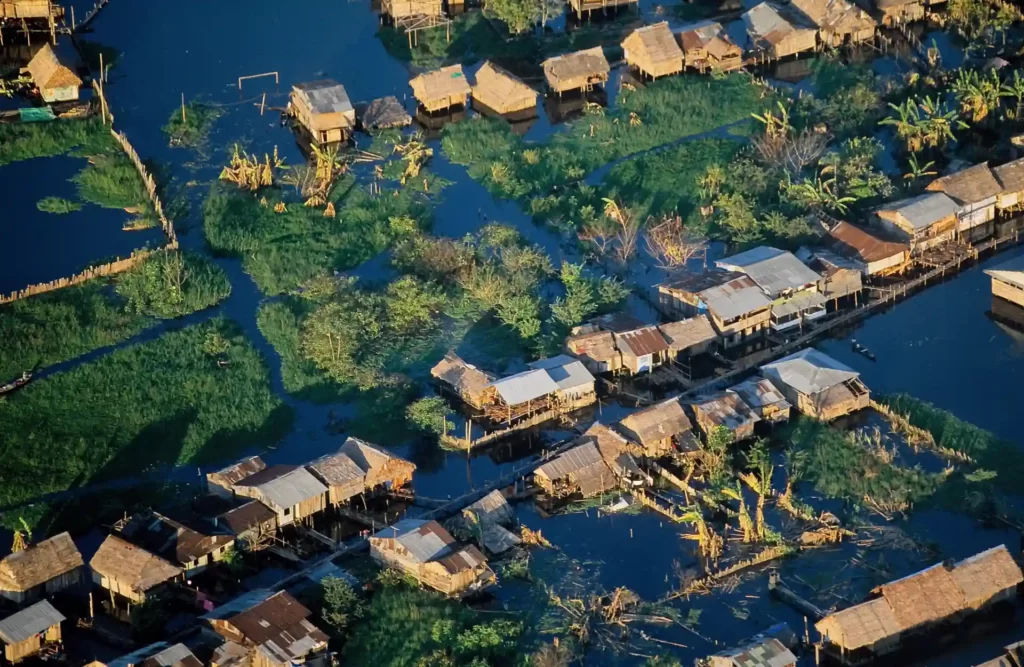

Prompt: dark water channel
xmin=3 ymin=1 xmax=1024 ymax=663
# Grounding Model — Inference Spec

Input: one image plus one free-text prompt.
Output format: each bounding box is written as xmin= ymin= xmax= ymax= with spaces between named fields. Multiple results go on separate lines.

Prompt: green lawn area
xmin=0 ymin=251 xmax=231 ymax=379
xmin=0 ymin=318 xmax=292 ymax=508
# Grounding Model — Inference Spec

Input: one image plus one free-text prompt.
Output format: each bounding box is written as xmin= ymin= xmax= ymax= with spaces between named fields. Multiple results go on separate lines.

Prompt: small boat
xmin=851 ymin=339 xmax=876 ymax=361
xmin=602 ymin=496 xmax=633 ymax=513
xmin=0 ymin=371 xmax=32 ymax=395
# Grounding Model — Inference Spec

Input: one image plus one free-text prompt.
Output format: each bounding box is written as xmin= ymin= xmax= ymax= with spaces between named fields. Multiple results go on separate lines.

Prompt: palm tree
xmin=721 ymin=484 xmax=755 ymax=543
xmin=681 ymin=507 xmax=723 ymax=569
xmin=880 ymin=99 xmax=926 ymax=153
xmin=1001 ymin=69 xmax=1024 ymax=120
xmin=904 ymin=154 xmax=938 ymax=184
xmin=790 ymin=167 xmax=857 ymax=214
xmin=752 ymin=102 xmax=791 ymax=138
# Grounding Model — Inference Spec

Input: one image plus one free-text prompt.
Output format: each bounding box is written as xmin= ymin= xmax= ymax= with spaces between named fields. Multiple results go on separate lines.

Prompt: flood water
xmin=4 ymin=0 xmax=1024 ymax=664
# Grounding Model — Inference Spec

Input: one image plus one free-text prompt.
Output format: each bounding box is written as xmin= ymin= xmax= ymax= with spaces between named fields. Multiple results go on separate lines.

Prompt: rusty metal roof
xmin=614 ymin=326 xmax=670 ymax=358
xmin=225 ymin=591 xmax=328 ymax=663
xmin=372 ymin=519 xmax=456 ymax=563
xmin=829 ymin=221 xmax=909 ymax=264
xmin=658 ymin=316 xmax=717 ymax=352
xmin=690 ymin=390 xmax=760 ymax=431
xmin=209 ymin=456 xmax=266 ymax=486
xmin=120 ymin=511 xmax=234 ymax=565
xmin=218 ymin=501 xmax=277 ymax=536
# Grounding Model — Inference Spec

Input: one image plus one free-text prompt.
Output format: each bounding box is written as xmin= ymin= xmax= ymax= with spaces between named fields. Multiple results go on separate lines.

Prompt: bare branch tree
xmin=644 ymin=214 xmax=708 ymax=269
xmin=752 ymin=128 xmax=830 ymax=176
xmin=602 ymin=198 xmax=641 ymax=264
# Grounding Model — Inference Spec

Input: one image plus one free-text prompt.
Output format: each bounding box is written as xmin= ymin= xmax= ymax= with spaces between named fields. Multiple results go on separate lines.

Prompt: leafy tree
xmin=484 ymin=0 xmax=542 ymax=35
xmin=116 ymin=250 xmax=231 ymax=319
xmin=407 ymin=397 xmax=454 ymax=435
xmin=321 ymin=576 xmax=365 ymax=636
xmin=385 ymin=276 xmax=447 ymax=335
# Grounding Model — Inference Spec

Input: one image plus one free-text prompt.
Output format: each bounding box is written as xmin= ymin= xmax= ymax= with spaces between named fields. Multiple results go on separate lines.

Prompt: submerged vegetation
xmin=0 ymin=318 xmax=291 ymax=508
xmin=0 ymin=117 xmax=111 ymax=167
xmin=116 ymin=250 xmax=231 ymax=318
xmin=36 ymin=196 xmax=83 ymax=214
xmin=163 ymin=101 xmax=223 ymax=148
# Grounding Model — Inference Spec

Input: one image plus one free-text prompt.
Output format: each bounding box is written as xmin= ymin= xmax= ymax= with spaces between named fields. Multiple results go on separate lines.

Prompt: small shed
xmin=0 ymin=600 xmax=64 ymax=664
xmin=339 ymin=436 xmax=416 ymax=490
xmin=204 ymin=590 xmax=329 ymax=667
xmin=926 ymin=163 xmax=1003 ymax=241
xmin=525 ymin=355 xmax=597 ymax=409
xmin=828 ymin=221 xmax=910 ymax=276
xmin=542 ymin=47 xmax=610 ymax=95
xmin=872 ymin=0 xmax=924 ymax=27
xmin=0 ymin=532 xmax=83 ymax=604
xmin=676 ymin=21 xmax=743 ymax=72
xmin=289 ymin=80 xmax=356 ymax=144
xmin=874 ymin=192 xmax=959 ymax=253
xmin=24 ymin=44 xmax=80 ymax=103
xmin=233 ymin=465 xmax=329 ymax=527
xmin=993 ymin=157 xmax=1024 ymax=213
xmin=616 ymin=398 xmax=695 ymax=457
xmin=534 ymin=441 xmax=617 ymax=498
xmin=689 ymin=390 xmax=760 ymax=443
xmin=430 ymin=352 xmax=497 ymax=409
xmin=361 ymin=96 xmax=412 ymax=130
xmin=471 ymin=61 xmax=537 ymax=116
xmin=985 ymin=256 xmax=1024 ymax=309
xmin=89 ymin=535 xmax=182 ymax=604
xmin=657 ymin=315 xmax=717 ymax=358
xmin=614 ymin=326 xmax=671 ymax=374
xmin=622 ymin=22 xmax=684 ymax=79
xmin=761 ymin=348 xmax=869 ymax=421
xmin=217 ymin=501 xmax=278 ymax=547
xmin=207 ymin=456 xmax=267 ymax=498
xmin=790 ymin=0 xmax=876 ymax=46
xmin=730 ymin=377 xmax=791 ymax=425
xmin=810 ymin=251 xmax=863 ymax=302
xmin=410 ymin=65 xmax=471 ymax=113
xmin=463 ymin=490 xmax=515 ymax=527
xmin=566 ymin=328 xmax=623 ymax=374
xmin=370 ymin=520 xmax=496 ymax=596
xmin=119 ymin=511 xmax=234 ymax=576
xmin=742 ymin=3 xmax=818 ymax=61
xmin=460 ymin=491 xmax=521 ymax=555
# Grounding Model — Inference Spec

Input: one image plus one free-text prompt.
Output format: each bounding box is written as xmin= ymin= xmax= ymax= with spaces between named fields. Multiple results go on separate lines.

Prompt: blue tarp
xmin=18 ymin=106 xmax=56 ymax=122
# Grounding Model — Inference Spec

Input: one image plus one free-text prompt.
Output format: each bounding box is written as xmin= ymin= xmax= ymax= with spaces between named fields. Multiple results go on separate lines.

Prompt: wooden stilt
xmin=182 ymin=93 xmax=187 ymax=123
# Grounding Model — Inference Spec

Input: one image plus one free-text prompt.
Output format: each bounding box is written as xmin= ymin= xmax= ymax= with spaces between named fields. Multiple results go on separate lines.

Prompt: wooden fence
xmin=0 ymin=81 xmax=177 ymax=306
xmin=440 ymin=408 xmax=561 ymax=451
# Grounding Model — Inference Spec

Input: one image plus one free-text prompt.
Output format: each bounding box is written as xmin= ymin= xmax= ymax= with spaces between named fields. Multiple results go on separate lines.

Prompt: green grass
xmin=0 ymin=117 xmax=112 ymax=167
xmin=36 ymin=197 xmax=83 ymax=214
xmin=72 ymin=152 xmax=151 ymax=213
xmin=163 ymin=101 xmax=223 ymax=148
xmin=116 ymin=250 xmax=232 ymax=318
xmin=0 ymin=252 xmax=232 ymax=378
xmin=442 ymin=74 xmax=765 ymax=202
xmin=203 ymin=178 xmax=431 ymax=295
xmin=257 ymin=297 xmax=346 ymax=402
xmin=0 ymin=318 xmax=292 ymax=508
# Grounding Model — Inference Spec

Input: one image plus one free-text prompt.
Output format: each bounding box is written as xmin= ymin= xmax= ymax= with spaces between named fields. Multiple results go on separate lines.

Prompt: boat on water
xmin=0 ymin=371 xmax=32 ymax=395
xmin=851 ymin=339 xmax=876 ymax=361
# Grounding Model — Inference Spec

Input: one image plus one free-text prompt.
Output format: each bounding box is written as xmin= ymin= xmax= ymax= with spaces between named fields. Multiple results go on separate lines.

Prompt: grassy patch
xmin=257 ymin=297 xmax=345 ymax=402
xmin=0 ymin=117 xmax=113 ymax=167
xmin=116 ymin=250 xmax=231 ymax=318
xmin=163 ymin=101 xmax=223 ymax=148
xmin=72 ymin=152 xmax=151 ymax=213
xmin=0 ymin=318 xmax=292 ymax=507
xmin=36 ymin=196 xmax=83 ymax=214
xmin=203 ymin=178 xmax=430 ymax=295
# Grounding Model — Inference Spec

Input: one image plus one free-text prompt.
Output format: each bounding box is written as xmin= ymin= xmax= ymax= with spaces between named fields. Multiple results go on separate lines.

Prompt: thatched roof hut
xmin=742 ymin=3 xmax=818 ymax=60
xmin=0 ymin=532 xmax=83 ymax=604
xmin=471 ymin=61 xmax=537 ymax=116
xmin=382 ymin=0 xmax=442 ymax=19
xmin=0 ymin=0 xmax=63 ymax=20
xmin=790 ymin=0 xmax=876 ymax=46
xmin=25 ymin=44 xmax=81 ymax=103
xmin=410 ymin=65 xmax=471 ymax=113
xmin=362 ymin=96 xmax=412 ymax=130
xmin=622 ymin=22 xmax=684 ymax=79
xmin=542 ymin=47 xmax=610 ymax=95
xmin=431 ymin=352 xmax=496 ymax=409
xmin=89 ymin=535 xmax=182 ymax=603
xmin=616 ymin=398 xmax=695 ymax=457
xmin=676 ymin=21 xmax=743 ymax=72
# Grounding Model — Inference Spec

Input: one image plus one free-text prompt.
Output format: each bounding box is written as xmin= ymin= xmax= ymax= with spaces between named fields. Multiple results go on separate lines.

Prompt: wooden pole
xmin=181 ymin=92 xmax=187 ymax=123
xmin=71 ymin=5 xmax=75 ymax=31
xmin=260 ymin=92 xmax=267 ymax=115
xmin=100 ymin=52 xmax=104 ymax=85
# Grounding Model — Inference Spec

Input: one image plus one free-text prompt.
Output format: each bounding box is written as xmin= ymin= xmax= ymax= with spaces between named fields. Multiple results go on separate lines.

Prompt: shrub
xmin=115 ymin=250 xmax=231 ymax=318
xmin=36 ymin=197 xmax=82 ymax=214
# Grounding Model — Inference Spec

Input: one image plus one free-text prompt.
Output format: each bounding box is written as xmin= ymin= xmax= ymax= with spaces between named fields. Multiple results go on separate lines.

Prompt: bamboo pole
xmin=181 ymin=93 xmax=187 ymax=123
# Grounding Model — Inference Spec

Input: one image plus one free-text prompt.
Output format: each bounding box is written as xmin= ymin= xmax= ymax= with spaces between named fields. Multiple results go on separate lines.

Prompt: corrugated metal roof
xmin=487 ymin=368 xmax=560 ymax=406
xmin=984 ymin=255 xmax=1024 ymax=290
xmin=140 ymin=643 xmax=203 ymax=667
xmin=0 ymin=600 xmax=64 ymax=644
xmin=372 ymin=519 xmax=456 ymax=563
xmin=437 ymin=544 xmax=488 ymax=574
xmin=218 ymin=501 xmax=277 ymax=536
xmin=731 ymin=377 xmax=791 ymax=412
xmin=717 ymin=247 xmax=821 ymax=297
xmin=700 ymin=275 xmax=773 ymax=321
xmin=713 ymin=637 xmax=796 ymax=667
xmin=209 ymin=456 xmax=266 ymax=486
xmin=761 ymin=348 xmax=858 ymax=396
xmin=691 ymin=390 xmax=760 ymax=431
xmin=614 ymin=326 xmax=670 ymax=357
xmin=535 ymin=441 xmax=604 ymax=480
xmin=658 ymin=316 xmax=717 ymax=352
xmin=566 ymin=330 xmax=620 ymax=363
xmin=879 ymin=192 xmax=959 ymax=230
xmin=829 ymin=221 xmax=909 ymax=264
xmin=293 ymin=80 xmax=354 ymax=117
xmin=771 ymin=290 xmax=826 ymax=318
xmin=240 ymin=466 xmax=327 ymax=510
xmin=203 ymin=590 xmax=275 ymax=620
xmin=528 ymin=355 xmax=596 ymax=392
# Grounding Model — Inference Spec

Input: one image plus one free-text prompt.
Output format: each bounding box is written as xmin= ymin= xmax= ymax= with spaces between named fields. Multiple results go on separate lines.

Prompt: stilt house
xmin=871 ymin=0 xmax=924 ymax=26
xmin=993 ymin=158 xmax=1024 ymax=215
xmin=613 ymin=325 xmax=671 ymax=374
xmin=808 ymin=251 xmax=863 ymax=303
xmin=542 ymin=47 xmax=610 ymax=95
xmin=985 ymin=256 xmax=1024 ymax=309
xmin=410 ymin=65 xmax=471 ymax=113
xmin=0 ymin=600 xmax=64 ymax=664
xmin=91 ymin=642 xmax=203 ymax=667
xmin=760 ymin=348 xmax=869 ymax=421
xmin=616 ymin=398 xmax=698 ymax=457
xmin=730 ymin=377 xmax=791 ymax=425
xmin=874 ymin=192 xmax=959 ymax=254
xmin=565 ymin=327 xmax=623 ymax=374
xmin=0 ymin=0 xmax=63 ymax=19
xmin=24 ymin=43 xmax=80 ymax=103
xmin=204 ymin=590 xmax=329 ymax=667
xmin=583 ymin=422 xmax=651 ymax=489
xmin=689 ymin=390 xmax=760 ymax=443
xmin=231 ymin=466 xmax=328 ymax=527
xmin=118 ymin=511 xmax=234 ymax=577
xmin=207 ymin=457 xmax=267 ymax=499
xmin=676 ymin=21 xmax=743 ymax=72
xmin=307 ymin=437 xmax=416 ymax=506
xmin=790 ymin=0 xmax=876 ymax=46
xmin=0 ymin=532 xmax=83 ymax=604
xmin=458 ymin=491 xmax=521 ymax=555
xmin=742 ymin=3 xmax=818 ymax=60
xmin=89 ymin=535 xmax=182 ymax=604
xmin=926 ymin=163 xmax=1003 ymax=243
xmin=370 ymin=520 xmax=496 ymax=596
xmin=656 ymin=271 xmax=772 ymax=348
xmin=483 ymin=356 xmax=596 ymax=423
xmin=382 ymin=0 xmax=443 ymax=20
xmin=657 ymin=315 xmax=718 ymax=359
xmin=709 ymin=636 xmax=796 ymax=667
xmin=717 ymin=247 xmax=826 ymax=333
xmin=534 ymin=441 xmax=614 ymax=498
xmin=216 ymin=501 xmax=278 ymax=548
xmin=622 ymin=22 xmax=684 ymax=79
xmin=827 ymin=221 xmax=910 ymax=276
xmin=816 ymin=545 xmax=1023 ymax=666
xmin=567 ymin=0 xmax=637 ymax=18
xmin=431 ymin=352 xmax=497 ymax=409
xmin=362 ymin=96 xmax=412 ymax=131
xmin=288 ymin=80 xmax=356 ymax=144
xmin=471 ymin=61 xmax=537 ymax=117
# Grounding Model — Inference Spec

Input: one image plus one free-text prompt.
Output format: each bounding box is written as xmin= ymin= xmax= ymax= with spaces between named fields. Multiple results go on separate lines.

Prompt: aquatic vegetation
xmin=256 ymin=298 xmax=346 ymax=402
xmin=115 ymin=250 xmax=231 ymax=318
xmin=36 ymin=196 xmax=82 ymax=214
xmin=406 ymin=396 xmax=455 ymax=435
xmin=71 ymin=151 xmax=153 ymax=225
xmin=0 ymin=117 xmax=112 ymax=166
xmin=162 ymin=100 xmax=223 ymax=148
xmin=0 ymin=318 xmax=291 ymax=508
